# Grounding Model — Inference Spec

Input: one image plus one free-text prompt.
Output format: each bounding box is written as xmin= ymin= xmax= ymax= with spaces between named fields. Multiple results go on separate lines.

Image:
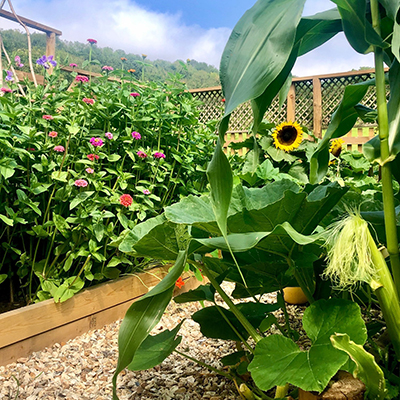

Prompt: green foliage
xmin=248 ymin=299 xmax=367 ymax=392
xmin=0 ymin=62 xmax=215 ymax=303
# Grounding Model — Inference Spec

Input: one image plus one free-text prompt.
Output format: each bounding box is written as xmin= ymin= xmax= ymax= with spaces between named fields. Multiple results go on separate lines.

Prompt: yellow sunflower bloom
xmin=330 ymin=138 xmax=345 ymax=158
xmin=272 ymin=121 xmax=303 ymax=152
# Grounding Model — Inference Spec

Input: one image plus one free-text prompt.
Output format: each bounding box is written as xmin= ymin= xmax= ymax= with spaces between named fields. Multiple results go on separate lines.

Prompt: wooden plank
xmin=46 ymin=32 xmax=56 ymax=75
xmin=313 ymin=78 xmax=322 ymax=138
xmin=15 ymin=70 xmax=45 ymax=85
xmin=0 ymin=267 xmax=171 ymax=348
xmin=0 ymin=273 xmax=200 ymax=366
xmin=0 ymin=9 xmax=62 ymax=35
xmin=287 ymin=84 xmax=296 ymax=122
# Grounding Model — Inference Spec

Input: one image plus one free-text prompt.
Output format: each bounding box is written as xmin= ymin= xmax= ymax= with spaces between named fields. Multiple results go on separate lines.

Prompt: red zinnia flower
xmin=175 ymin=277 xmax=185 ymax=289
xmin=83 ymin=97 xmax=95 ymax=105
xmin=87 ymin=38 xmax=97 ymax=44
xmin=42 ymin=115 xmax=53 ymax=120
xmin=87 ymin=153 xmax=99 ymax=161
xmin=119 ymin=194 xmax=133 ymax=207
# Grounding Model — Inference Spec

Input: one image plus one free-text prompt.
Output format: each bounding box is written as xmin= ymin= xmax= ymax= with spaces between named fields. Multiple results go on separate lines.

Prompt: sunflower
xmin=272 ymin=121 xmax=303 ymax=152
xmin=329 ymin=138 xmax=345 ymax=158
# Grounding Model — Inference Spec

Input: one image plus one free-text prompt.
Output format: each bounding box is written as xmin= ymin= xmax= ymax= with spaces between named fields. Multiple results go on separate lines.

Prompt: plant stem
xmin=198 ymin=261 xmax=262 ymax=343
xmin=174 ymin=349 xmax=232 ymax=379
xmin=371 ymin=0 xmax=400 ymax=296
xmin=368 ymin=231 xmax=400 ymax=360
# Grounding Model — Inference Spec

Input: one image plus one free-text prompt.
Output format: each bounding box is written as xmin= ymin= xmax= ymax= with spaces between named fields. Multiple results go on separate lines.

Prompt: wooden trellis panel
xmin=190 ymin=69 xmax=385 ymax=154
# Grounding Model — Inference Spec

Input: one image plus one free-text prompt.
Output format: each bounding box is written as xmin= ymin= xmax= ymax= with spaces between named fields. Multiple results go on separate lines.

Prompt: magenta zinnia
xmin=102 ymin=65 xmax=114 ymax=71
xmin=143 ymin=189 xmax=151 ymax=195
xmin=119 ymin=194 xmax=133 ymax=207
xmin=105 ymin=132 xmax=113 ymax=140
xmin=87 ymin=38 xmax=97 ymax=44
xmin=1 ymin=88 xmax=12 ymax=93
xmin=54 ymin=145 xmax=65 ymax=152
xmin=69 ymin=63 xmax=78 ymax=68
xmin=74 ymin=179 xmax=88 ymax=187
xmin=130 ymin=92 xmax=140 ymax=97
xmin=75 ymin=75 xmax=89 ymax=83
xmin=132 ymin=131 xmax=141 ymax=140
xmin=154 ymin=152 xmax=166 ymax=159
xmin=42 ymin=115 xmax=53 ymax=120
xmin=137 ymin=150 xmax=147 ymax=158
xmin=90 ymin=137 xmax=104 ymax=147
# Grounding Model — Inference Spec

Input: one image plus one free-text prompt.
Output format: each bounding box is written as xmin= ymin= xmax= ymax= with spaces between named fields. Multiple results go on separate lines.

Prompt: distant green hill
xmin=0 ymin=29 xmax=221 ymax=89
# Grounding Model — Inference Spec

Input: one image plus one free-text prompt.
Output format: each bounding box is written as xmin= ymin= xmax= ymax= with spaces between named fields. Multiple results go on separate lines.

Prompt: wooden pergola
xmin=0 ymin=9 xmax=62 ymax=58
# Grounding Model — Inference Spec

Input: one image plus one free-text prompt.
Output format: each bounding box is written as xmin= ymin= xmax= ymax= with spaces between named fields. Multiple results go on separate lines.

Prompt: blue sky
xmin=1 ymin=0 xmax=374 ymax=77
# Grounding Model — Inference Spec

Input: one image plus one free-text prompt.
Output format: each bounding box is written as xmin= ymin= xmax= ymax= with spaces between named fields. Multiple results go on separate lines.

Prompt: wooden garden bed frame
xmin=0 ymin=266 xmax=199 ymax=366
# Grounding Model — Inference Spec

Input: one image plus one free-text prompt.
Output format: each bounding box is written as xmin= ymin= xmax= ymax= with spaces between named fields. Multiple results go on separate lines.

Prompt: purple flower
xmin=90 ymin=137 xmax=104 ymax=147
xmin=5 ymin=71 xmax=13 ymax=82
xmin=14 ymin=55 xmax=24 ymax=67
xmin=143 ymin=189 xmax=151 ymax=195
xmin=137 ymin=151 xmax=147 ymax=159
xmin=36 ymin=55 xmax=57 ymax=69
xmin=132 ymin=131 xmax=141 ymax=140
xmin=105 ymin=132 xmax=113 ymax=140
xmin=154 ymin=152 xmax=166 ymax=159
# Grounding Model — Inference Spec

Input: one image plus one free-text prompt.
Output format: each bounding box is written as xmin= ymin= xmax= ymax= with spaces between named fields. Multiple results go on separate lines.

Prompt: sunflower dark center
xmin=278 ymin=126 xmax=297 ymax=145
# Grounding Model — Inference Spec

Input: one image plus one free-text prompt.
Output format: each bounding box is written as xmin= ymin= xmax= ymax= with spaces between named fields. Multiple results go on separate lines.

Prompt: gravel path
xmin=1 ymin=283 xmax=275 ymax=400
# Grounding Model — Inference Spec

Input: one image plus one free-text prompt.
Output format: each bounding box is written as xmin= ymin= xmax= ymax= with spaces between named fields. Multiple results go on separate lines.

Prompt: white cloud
xmin=0 ymin=0 xmax=376 ymax=75
xmin=0 ymin=0 xmax=231 ymax=67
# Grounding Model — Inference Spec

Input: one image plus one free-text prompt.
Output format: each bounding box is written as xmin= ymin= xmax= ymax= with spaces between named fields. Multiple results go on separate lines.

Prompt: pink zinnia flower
xmin=86 ymin=167 xmax=94 ymax=174
xmin=75 ymin=75 xmax=89 ymax=83
xmin=69 ymin=63 xmax=78 ymax=68
xmin=154 ymin=152 xmax=166 ymax=159
xmin=90 ymin=137 xmax=104 ymax=147
xmin=83 ymin=97 xmax=95 ymax=105
xmin=105 ymin=132 xmax=113 ymax=140
xmin=143 ymin=189 xmax=151 ymax=195
xmin=137 ymin=150 xmax=147 ymax=158
xmin=132 ymin=131 xmax=141 ymax=140
xmin=74 ymin=179 xmax=88 ymax=187
xmin=87 ymin=38 xmax=97 ymax=44
xmin=87 ymin=153 xmax=99 ymax=161
xmin=119 ymin=194 xmax=133 ymax=207
xmin=49 ymin=131 xmax=58 ymax=138
xmin=54 ymin=145 xmax=65 ymax=152
xmin=130 ymin=92 xmax=140 ymax=97
xmin=42 ymin=115 xmax=53 ymax=120
xmin=1 ymin=87 xmax=12 ymax=93
xmin=102 ymin=65 xmax=114 ymax=71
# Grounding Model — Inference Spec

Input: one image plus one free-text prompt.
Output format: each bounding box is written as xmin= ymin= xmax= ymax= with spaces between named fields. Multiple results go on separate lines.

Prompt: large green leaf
xmin=296 ymin=8 xmax=342 ymax=56
xmin=112 ymin=251 xmax=187 ymax=400
xmin=248 ymin=299 xmax=367 ymax=392
xmin=128 ymin=321 xmax=184 ymax=371
xmin=379 ymin=0 xmax=400 ymax=62
xmin=206 ymin=139 xmax=233 ymax=238
xmin=220 ymin=0 xmax=306 ymax=117
xmin=119 ymin=215 xmax=189 ymax=260
xmin=331 ymin=0 xmax=387 ymax=54
xmin=192 ymin=302 xmax=279 ymax=341
xmin=331 ymin=333 xmax=387 ymax=400
xmin=310 ymin=80 xmax=373 ymax=183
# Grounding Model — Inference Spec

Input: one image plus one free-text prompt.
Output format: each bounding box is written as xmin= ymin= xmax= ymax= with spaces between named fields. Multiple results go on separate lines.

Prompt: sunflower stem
xmin=371 ymin=0 xmax=400 ymax=297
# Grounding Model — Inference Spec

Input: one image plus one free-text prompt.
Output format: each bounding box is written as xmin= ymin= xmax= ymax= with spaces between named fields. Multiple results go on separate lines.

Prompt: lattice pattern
xmin=321 ymin=73 xmax=377 ymax=128
xmin=293 ymin=80 xmax=313 ymax=128
xmin=192 ymin=71 xmax=381 ymax=135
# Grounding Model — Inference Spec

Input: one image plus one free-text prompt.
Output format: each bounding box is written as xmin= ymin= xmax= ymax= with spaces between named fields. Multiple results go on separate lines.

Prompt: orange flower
xmin=128 ymin=69 xmax=136 ymax=74
xmin=121 ymin=57 xmax=127 ymax=61
xmin=175 ymin=277 xmax=185 ymax=289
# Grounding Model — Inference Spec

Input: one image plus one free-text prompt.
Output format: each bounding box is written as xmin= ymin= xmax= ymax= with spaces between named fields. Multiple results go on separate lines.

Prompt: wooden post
xmin=287 ymin=83 xmax=296 ymax=121
xmin=313 ymin=77 xmax=322 ymax=138
xmin=46 ymin=32 xmax=56 ymax=75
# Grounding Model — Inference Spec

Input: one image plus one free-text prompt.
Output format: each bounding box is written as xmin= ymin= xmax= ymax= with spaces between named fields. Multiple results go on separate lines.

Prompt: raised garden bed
xmin=0 ymin=266 xmax=199 ymax=366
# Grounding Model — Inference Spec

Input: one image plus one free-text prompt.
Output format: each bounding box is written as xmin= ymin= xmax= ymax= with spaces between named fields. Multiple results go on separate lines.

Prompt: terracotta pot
xmin=283 ymin=287 xmax=308 ymax=304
